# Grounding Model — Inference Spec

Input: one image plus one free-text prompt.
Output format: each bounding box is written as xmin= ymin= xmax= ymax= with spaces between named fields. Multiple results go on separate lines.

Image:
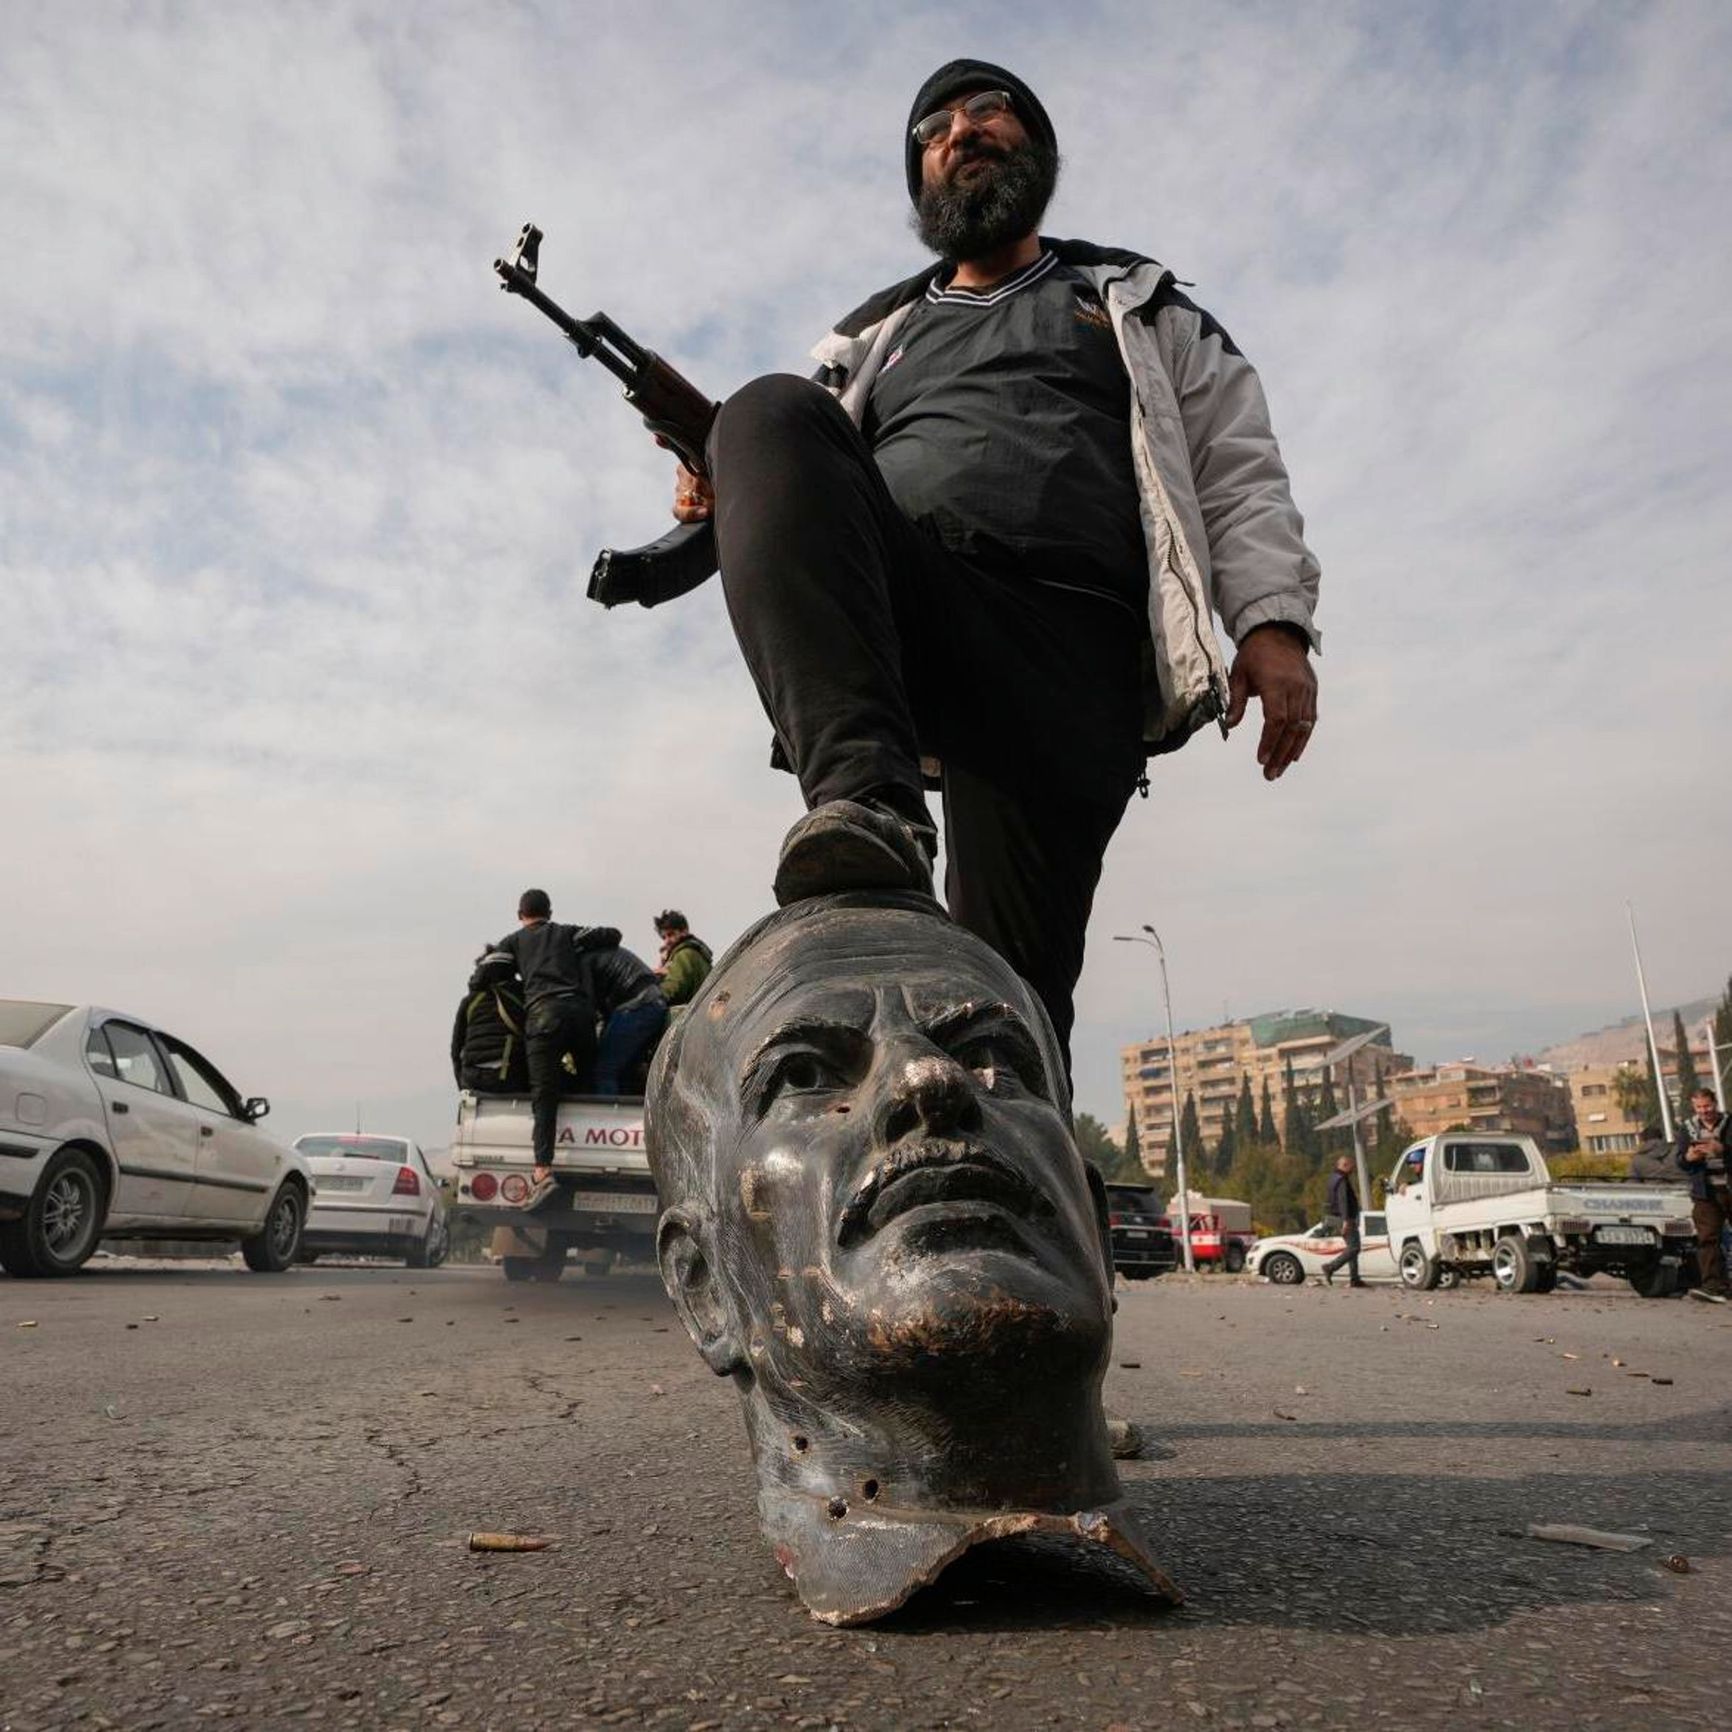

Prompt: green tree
xmin=1259 ymin=1076 xmax=1278 ymax=1145
xmin=1282 ymin=1055 xmax=1307 ymax=1156
xmin=1215 ymin=1100 xmax=1237 ymax=1174
xmin=1123 ymin=1106 xmax=1144 ymax=1177
xmin=1237 ymin=1072 xmax=1257 ymax=1143
xmin=1317 ymin=1067 xmax=1340 ymax=1153
xmin=1075 ymin=1111 xmax=1145 ymax=1183
xmin=1714 ymin=974 xmax=1732 ymax=1104
xmin=1672 ymin=1009 xmax=1700 ymax=1109
xmin=1611 ymin=1059 xmax=1660 ymax=1130
xmin=1178 ymin=1091 xmax=1202 ymax=1193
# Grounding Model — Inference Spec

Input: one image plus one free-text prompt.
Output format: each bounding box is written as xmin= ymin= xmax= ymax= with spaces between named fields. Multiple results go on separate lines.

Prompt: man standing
xmin=450 ymin=948 xmax=528 ymax=1095
xmin=1677 ymin=1085 xmax=1731 ymax=1299
xmin=673 ymin=59 xmax=1319 ymax=1070
xmin=494 ymin=890 xmax=616 ymax=1188
xmin=653 ymin=909 xmax=713 ymax=1008
xmin=1321 ymin=1155 xmax=1365 ymax=1288
xmin=587 ymin=938 xmax=670 ymax=1095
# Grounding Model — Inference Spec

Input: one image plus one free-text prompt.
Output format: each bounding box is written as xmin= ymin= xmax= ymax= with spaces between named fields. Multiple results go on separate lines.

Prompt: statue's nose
xmin=880 ymin=1051 xmax=981 ymax=1144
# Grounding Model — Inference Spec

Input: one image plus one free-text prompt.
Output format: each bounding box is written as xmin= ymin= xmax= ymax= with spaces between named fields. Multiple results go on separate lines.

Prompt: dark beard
xmin=912 ymin=137 xmax=1059 ymax=263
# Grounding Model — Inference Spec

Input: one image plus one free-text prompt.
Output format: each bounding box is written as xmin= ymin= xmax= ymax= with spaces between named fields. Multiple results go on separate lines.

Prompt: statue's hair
xmin=644 ymin=891 xmax=1071 ymax=1216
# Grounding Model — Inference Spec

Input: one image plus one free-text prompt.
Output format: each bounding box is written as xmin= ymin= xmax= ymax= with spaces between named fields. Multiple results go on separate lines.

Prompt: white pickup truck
xmin=1383 ymin=1132 xmax=1694 ymax=1297
xmin=446 ymin=1092 xmax=657 ymax=1283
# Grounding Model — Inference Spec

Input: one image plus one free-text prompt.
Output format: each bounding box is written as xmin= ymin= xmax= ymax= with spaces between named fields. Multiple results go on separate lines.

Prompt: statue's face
xmin=670 ymin=907 xmax=1111 ymax=1399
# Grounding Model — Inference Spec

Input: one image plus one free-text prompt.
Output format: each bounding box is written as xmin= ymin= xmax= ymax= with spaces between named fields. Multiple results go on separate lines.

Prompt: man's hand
xmin=654 ymin=434 xmax=715 ymax=523
xmin=1225 ymin=623 xmax=1318 ymax=781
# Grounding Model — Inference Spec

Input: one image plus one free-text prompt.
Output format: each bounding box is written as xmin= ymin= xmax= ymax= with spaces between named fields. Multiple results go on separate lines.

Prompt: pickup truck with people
xmin=1383 ymin=1132 xmax=1695 ymax=1296
xmin=446 ymin=1091 xmax=656 ymax=1282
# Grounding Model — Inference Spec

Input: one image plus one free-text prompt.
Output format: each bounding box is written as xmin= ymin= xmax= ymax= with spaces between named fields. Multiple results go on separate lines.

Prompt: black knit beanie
xmin=904 ymin=59 xmax=1056 ymax=202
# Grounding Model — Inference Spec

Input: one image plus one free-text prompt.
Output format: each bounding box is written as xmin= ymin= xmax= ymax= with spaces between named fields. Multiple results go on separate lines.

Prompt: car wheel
xmin=406 ymin=1213 xmax=446 ymax=1269
xmin=0 ymin=1148 xmax=107 ymax=1278
xmin=1223 ymin=1243 xmax=1247 ymax=1274
xmin=425 ymin=1213 xmax=450 ymax=1269
xmin=1262 ymin=1251 xmax=1304 ymax=1286
xmin=1398 ymin=1242 xmax=1441 ymax=1291
xmin=241 ymin=1184 xmax=305 ymax=1273
xmin=1490 ymin=1233 xmax=1540 ymax=1295
xmin=1629 ymin=1261 xmax=1679 ymax=1299
xmin=501 ymin=1256 xmax=535 ymax=1282
xmin=1120 ymin=1269 xmax=1153 ymax=1282
xmin=531 ymin=1241 xmax=567 ymax=1282
xmin=1533 ymin=1263 xmax=1559 ymax=1294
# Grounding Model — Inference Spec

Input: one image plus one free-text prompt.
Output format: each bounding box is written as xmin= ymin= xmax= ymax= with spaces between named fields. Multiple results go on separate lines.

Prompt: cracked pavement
xmin=2 ymin=1260 xmax=1729 ymax=1730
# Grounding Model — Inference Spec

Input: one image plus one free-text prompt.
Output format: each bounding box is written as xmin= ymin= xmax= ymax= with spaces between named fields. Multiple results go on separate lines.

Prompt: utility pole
xmin=1114 ymin=925 xmax=1195 ymax=1272
xmin=1626 ymin=903 xmax=1674 ymax=1141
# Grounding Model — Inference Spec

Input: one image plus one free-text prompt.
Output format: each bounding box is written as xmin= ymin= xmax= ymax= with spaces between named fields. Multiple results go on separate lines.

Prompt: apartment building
xmin=1382 ymin=1061 xmax=1575 ymax=1150
xmin=1567 ymin=1063 xmax=1648 ymax=1156
xmin=1121 ymin=1010 xmax=1412 ymax=1166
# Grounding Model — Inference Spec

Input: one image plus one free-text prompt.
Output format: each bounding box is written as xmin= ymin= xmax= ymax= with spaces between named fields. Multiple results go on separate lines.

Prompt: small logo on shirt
xmin=882 ymin=344 xmax=906 ymax=372
xmin=1073 ymin=291 xmax=1112 ymax=331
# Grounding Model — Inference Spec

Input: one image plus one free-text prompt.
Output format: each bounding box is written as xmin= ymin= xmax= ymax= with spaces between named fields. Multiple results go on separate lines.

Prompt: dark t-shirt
xmin=863 ymin=252 xmax=1145 ymax=605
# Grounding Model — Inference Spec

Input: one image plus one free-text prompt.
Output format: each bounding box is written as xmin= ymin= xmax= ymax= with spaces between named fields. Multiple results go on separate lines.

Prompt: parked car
xmin=1247 ymin=1213 xmax=1400 ymax=1285
xmin=292 ymin=1134 xmax=449 ymax=1267
xmin=1104 ymin=1183 xmax=1177 ymax=1280
xmin=0 ymin=998 xmax=309 ymax=1278
xmin=1170 ymin=1193 xmax=1256 ymax=1271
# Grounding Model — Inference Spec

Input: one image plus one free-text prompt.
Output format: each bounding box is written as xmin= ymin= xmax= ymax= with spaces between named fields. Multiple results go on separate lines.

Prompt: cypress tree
xmin=1123 ymin=1107 xmax=1143 ymax=1177
xmin=1178 ymin=1091 xmax=1202 ymax=1195
xmin=1237 ymin=1072 xmax=1257 ymax=1143
xmin=1672 ymin=1009 xmax=1699 ymax=1109
xmin=1259 ymin=1076 xmax=1279 ymax=1145
xmin=1215 ymin=1099 xmax=1236 ymax=1174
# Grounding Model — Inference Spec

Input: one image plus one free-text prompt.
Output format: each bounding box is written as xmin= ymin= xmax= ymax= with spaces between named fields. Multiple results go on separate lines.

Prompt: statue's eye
xmin=767 ymin=1049 xmax=845 ymax=1102
xmin=954 ymin=1032 xmax=1048 ymax=1102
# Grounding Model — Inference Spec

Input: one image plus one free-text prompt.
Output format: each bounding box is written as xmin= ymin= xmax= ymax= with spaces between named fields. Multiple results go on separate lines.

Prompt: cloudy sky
xmin=4 ymin=1 xmax=1728 ymax=1147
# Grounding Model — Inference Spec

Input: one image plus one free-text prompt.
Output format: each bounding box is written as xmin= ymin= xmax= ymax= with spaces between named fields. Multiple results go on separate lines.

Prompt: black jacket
xmin=495 ymin=922 xmax=620 ymax=1006
xmin=451 ymin=980 xmax=528 ymax=1093
xmin=1326 ymin=1168 xmax=1360 ymax=1224
xmin=586 ymin=945 xmax=665 ymax=1018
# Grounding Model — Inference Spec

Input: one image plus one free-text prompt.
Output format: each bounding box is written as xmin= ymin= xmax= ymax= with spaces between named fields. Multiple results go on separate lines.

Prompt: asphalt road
xmin=2 ymin=1258 xmax=1728 ymax=1731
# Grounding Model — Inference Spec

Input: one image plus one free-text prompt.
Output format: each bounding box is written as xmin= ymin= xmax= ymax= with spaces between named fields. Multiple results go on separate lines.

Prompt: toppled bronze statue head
xmin=645 ymin=891 xmax=1176 ymax=1624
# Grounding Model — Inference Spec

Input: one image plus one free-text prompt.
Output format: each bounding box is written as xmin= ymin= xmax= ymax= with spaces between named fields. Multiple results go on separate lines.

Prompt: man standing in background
xmin=494 ymin=890 xmax=614 ymax=1193
xmin=1321 ymin=1155 xmax=1365 ymax=1288
xmin=654 ymin=909 xmax=713 ymax=1008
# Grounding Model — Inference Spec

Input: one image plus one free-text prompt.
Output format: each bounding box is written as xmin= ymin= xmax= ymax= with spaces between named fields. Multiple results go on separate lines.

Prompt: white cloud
xmin=2 ymin=1 xmax=1727 ymax=1144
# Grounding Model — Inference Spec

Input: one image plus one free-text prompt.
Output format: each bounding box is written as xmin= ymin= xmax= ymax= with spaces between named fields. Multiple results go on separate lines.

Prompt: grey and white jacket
xmin=811 ymin=238 xmax=1321 ymax=754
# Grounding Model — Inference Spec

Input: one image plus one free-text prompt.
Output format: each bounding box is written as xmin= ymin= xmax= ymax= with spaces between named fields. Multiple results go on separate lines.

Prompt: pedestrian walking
xmin=1321 ymin=1155 xmax=1365 ymax=1287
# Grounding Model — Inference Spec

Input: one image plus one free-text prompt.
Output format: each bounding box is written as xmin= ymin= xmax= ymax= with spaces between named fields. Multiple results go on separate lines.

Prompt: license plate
xmin=570 ymin=1190 xmax=657 ymax=1215
xmin=1121 ymin=1228 xmax=1149 ymax=1239
xmin=315 ymin=1175 xmax=366 ymax=1192
xmin=1596 ymin=1225 xmax=1654 ymax=1245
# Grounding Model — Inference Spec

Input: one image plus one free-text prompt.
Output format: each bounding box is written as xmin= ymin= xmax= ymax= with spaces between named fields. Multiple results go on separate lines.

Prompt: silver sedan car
xmin=293 ymin=1134 xmax=448 ymax=1268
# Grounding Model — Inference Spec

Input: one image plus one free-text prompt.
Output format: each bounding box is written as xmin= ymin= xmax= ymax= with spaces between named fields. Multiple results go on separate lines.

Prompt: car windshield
xmin=295 ymin=1135 xmax=409 ymax=1162
xmin=0 ymin=1001 xmax=74 ymax=1049
xmin=1106 ymin=1186 xmax=1159 ymax=1213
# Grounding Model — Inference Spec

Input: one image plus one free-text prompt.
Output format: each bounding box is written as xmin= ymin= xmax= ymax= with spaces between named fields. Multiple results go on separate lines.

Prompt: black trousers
xmin=525 ymin=994 xmax=595 ymax=1167
xmin=709 ymin=374 xmax=1144 ymax=1071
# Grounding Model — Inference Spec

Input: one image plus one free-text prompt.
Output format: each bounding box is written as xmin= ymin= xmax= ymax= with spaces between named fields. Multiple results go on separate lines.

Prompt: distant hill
xmin=1537 ymin=997 xmax=1717 ymax=1069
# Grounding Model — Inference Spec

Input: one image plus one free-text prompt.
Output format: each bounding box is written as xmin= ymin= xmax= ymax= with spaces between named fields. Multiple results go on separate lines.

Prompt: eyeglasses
xmin=911 ymin=89 xmax=1014 ymax=149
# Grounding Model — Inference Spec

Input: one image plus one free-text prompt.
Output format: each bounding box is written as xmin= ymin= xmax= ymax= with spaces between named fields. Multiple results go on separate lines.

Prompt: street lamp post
xmin=1114 ymin=924 xmax=1195 ymax=1273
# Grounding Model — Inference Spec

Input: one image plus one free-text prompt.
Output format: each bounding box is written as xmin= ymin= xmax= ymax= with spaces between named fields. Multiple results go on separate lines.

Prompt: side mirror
xmin=243 ymin=1097 xmax=271 ymax=1122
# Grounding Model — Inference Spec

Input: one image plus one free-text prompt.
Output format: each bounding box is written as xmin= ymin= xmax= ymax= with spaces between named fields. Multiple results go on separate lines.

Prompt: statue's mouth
xmin=837 ymin=1139 xmax=1051 ymax=1248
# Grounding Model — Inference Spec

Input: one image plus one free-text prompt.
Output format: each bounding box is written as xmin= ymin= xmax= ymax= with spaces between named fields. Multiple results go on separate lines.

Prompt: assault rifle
xmin=493 ymin=222 xmax=720 ymax=609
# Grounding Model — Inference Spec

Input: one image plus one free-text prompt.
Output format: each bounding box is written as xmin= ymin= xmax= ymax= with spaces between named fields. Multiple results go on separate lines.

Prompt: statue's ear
xmin=657 ymin=1207 xmax=745 ymax=1375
